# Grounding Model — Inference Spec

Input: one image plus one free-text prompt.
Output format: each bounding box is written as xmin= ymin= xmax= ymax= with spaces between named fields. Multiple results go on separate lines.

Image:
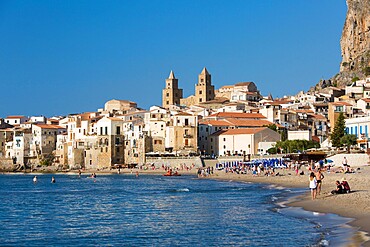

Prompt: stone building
xmin=195 ymin=67 xmax=215 ymax=104
xmin=104 ymin=99 xmax=137 ymax=114
xmin=162 ymin=71 xmax=183 ymax=109
xmin=180 ymin=67 xmax=215 ymax=107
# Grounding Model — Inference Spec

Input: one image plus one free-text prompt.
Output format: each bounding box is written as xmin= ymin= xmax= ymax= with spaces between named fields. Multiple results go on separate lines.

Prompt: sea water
xmin=0 ymin=174 xmax=356 ymax=246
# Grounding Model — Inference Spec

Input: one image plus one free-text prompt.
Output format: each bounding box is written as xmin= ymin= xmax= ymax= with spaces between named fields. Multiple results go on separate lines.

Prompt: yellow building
xmin=162 ymin=71 xmax=183 ymax=109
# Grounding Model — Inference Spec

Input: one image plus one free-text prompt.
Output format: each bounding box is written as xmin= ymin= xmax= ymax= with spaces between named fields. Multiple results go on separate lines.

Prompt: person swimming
xmin=33 ymin=176 xmax=38 ymax=183
xmin=51 ymin=177 xmax=56 ymax=183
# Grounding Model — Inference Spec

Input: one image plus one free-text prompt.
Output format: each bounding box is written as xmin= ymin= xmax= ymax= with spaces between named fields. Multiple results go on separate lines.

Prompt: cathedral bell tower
xmin=162 ymin=70 xmax=183 ymax=108
xmin=195 ymin=67 xmax=215 ymax=104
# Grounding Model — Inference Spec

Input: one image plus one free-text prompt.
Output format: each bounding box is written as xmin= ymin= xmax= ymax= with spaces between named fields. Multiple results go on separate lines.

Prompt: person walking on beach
xmin=342 ymin=157 xmax=348 ymax=169
xmin=315 ymin=168 xmax=324 ymax=195
xmin=309 ymin=172 xmax=317 ymax=200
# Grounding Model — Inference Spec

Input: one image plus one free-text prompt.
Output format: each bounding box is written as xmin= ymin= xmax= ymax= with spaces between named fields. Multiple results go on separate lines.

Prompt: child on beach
xmin=309 ymin=172 xmax=317 ymax=200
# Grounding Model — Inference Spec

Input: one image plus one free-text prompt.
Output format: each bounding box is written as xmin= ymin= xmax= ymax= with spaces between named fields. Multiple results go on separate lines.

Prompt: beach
xmin=206 ymin=164 xmax=370 ymax=247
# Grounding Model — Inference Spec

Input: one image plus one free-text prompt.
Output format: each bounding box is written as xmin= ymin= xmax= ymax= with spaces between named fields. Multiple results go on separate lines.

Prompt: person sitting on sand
xmin=309 ymin=172 xmax=317 ymax=200
xmin=331 ymin=180 xmax=344 ymax=194
xmin=341 ymin=178 xmax=351 ymax=193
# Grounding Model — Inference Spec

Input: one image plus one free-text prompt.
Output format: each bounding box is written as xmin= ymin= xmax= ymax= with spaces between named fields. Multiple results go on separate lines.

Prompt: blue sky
xmin=0 ymin=0 xmax=347 ymax=117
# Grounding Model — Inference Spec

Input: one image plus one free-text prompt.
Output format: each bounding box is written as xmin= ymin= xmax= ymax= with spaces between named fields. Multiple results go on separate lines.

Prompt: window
xmin=105 ymin=127 xmax=108 ymax=135
xmin=185 ymin=119 xmax=189 ymax=126
xmin=166 ymin=101 xmax=169 ymax=105
xmin=223 ymin=138 xmax=226 ymax=141
xmin=201 ymin=79 xmax=204 ymax=82
xmin=166 ymin=93 xmax=169 ymax=97
xmin=223 ymin=145 xmax=226 ymax=149
xmin=199 ymin=98 xmax=202 ymax=102
xmin=199 ymin=90 xmax=202 ymax=95
xmin=154 ymin=140 xmax=162 ymax=145
xmin=116 ymin=126 xmax=121 ymax=135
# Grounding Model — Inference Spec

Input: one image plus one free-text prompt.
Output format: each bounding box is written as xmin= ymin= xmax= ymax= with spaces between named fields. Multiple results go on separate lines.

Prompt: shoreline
xmin=2 ymin=166 xmax=369 ymax=246
xmin=206 ymin=166 xmax=370 ymax=247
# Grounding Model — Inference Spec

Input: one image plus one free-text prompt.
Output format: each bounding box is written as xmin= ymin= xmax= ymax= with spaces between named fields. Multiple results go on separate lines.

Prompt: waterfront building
xmin=345 ymin=116 xmax=370 ymax=150
xmin=210 ymin=127 xmax=280 ymax=156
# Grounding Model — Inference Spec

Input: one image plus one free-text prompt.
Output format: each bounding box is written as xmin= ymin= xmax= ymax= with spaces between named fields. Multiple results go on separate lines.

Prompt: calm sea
xmin=0 ymin=174 xmax=355 ymax=246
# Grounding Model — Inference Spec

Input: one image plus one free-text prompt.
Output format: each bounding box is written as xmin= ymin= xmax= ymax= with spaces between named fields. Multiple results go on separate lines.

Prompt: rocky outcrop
xmin=340 ymin=0 xmax=370 ymax=75
xmin=309 ymin=0 xmax=370 ymax=92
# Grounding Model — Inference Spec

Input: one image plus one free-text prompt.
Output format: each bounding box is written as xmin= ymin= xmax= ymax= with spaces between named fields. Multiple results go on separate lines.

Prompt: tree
xmin=331 ymin=112 xmax=346 ymax=147
xmin=272 ymin=139 xmax=319 ymax=154
xmin=264 ymin=124 xmax=277 ymax=131
xmin=340 ymin=134 xmax=357 ymax=152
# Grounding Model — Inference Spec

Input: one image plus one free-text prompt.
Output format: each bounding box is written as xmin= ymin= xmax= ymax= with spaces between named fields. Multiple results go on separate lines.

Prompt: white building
xmin=4 ymin=116 xmax=28 ymax=125
xmin=345 ymin=116 xmax=370 ymax=149
xmin=210 ymin=127 xmax=280 ymax=156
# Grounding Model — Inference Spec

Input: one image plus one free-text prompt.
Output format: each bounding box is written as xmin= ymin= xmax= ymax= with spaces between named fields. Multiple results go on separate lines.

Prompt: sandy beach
xmin=204 ymin=164 xmax=370 ymax=247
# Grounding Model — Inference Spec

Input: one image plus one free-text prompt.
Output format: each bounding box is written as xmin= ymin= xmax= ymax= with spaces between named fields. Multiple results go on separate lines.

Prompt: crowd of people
xmin=309 ymin=156 xmax=353 ymax=200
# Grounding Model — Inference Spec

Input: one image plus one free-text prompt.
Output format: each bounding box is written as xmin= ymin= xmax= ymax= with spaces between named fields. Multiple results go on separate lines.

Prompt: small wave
xmin=271 ymin=196 xmax=278 ymax=201
xmin=319 ymin=239 xmax=329 ymax=246
xmin=175 ymin=188 xmax=190 ymax=192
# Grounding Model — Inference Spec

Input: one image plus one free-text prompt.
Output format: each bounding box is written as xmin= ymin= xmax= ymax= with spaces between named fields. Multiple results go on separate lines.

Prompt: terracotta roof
xmin=213 ymin=127 xmax=267 ymax=136
xmin=267 ymin=100 xmax=293 ymax=106
xmin=6 ymin=115 xmax=26 ymax=119
xmin=35 ymin=124 xmax=65 ymax=129
xmin=294 ymin=109 xmax=314 ymax=114
xmin=331 ymin=102 xmax=353 ymax=106
xmin=235 ymin=82 xmax=253 ymax=87
xmin=107 ymin=117 xmax=123 ymax=121
xmin=359 ymin=98 xmax=370 ymax=102
xmin=199 ymin=119 xmax=231 ymax=126
xmin=175 ymin=112 xmax=192 ymax=116
xmin=208 ymin=112 xmax=266 ymax=119
xmin=308 ymin=114 xmax=327 ymax=120
xmin=226 ymin=118 xmax=275 ymax=127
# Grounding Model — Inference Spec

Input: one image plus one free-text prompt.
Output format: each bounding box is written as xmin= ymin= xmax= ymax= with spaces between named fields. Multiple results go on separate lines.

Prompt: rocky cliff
xmin=310 ymin=0 xmax=370 ymax=92
xmin=340 ymin=0 xmax=370 ymax=74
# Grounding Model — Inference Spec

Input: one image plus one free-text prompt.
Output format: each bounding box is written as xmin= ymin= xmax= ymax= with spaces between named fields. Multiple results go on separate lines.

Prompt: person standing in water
xmin=51 ymin=177 xmax=56 ymax=183
xmin=33 ymin=176 xmax=38 ymax=183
